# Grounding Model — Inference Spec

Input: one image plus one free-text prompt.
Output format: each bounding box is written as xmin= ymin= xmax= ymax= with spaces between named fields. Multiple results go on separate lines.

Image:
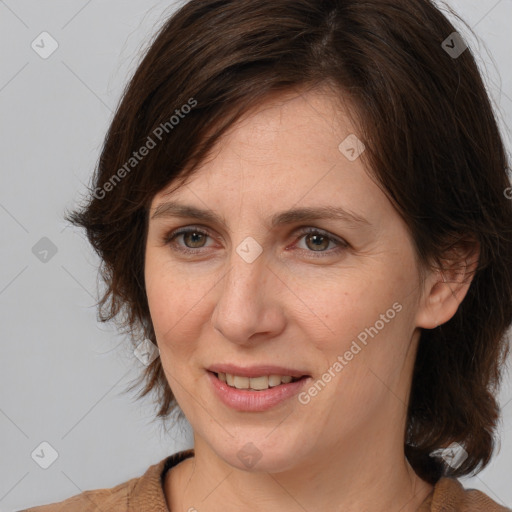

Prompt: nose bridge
xmin=221 ymin=243 xmax=267 ymax=311
xmin=212 ymin=241 xmax=279 ymax=342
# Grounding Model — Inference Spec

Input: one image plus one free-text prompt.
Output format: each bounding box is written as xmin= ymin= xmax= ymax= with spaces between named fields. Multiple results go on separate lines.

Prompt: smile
xmin=216 ymin=372 xmax=302 ymax=391
xmin=207 ymin=370 xmax=311 ymax=412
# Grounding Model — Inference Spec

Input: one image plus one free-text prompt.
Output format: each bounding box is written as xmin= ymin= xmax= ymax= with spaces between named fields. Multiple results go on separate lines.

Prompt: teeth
xmin=234 ymin=376 xmax=249 ymax=389
xmin=268 ymin=375 xmax=282 ymax=387
xmin=250 ymin=376 xmax=269 ymax=390
xmin=217 ymin=373 xmax=300 ymax=391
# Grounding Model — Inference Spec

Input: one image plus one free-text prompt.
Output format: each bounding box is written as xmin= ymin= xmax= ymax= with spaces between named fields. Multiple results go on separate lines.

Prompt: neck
xmin=166 ymin=434 xmax=433 ymax=512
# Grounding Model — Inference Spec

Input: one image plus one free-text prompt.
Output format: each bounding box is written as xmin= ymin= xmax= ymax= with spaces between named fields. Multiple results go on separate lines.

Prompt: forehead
xmin=155 ymin=89 xmax=361 ymax=189
xmin=218 ymin=88 xmax=352 ymax=159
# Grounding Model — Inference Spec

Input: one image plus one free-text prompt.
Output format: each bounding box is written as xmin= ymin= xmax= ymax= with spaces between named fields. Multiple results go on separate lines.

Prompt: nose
xmin=210 ymin=245 xmax=286 ymax=345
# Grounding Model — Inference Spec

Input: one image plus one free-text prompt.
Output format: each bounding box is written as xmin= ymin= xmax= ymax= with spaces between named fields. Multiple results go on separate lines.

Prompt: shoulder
xmin=18 ymin=476 xmax=138 ymax=511
xmin=420 ymin=477 xmax=510 ymax=511
xmin=18 ymin=451 xmax=194 ymax=512
xmin=19 ymin=481 xmax=133 ymax=512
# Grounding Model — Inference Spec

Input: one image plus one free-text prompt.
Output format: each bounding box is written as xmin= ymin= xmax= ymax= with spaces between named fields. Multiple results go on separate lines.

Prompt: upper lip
xmin=207 ymin=364 xmax=310 ymax=379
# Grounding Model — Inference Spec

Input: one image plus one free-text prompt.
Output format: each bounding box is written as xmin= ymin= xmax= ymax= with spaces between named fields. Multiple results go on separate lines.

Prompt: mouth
xmin=206 ymin=366 xmax=312 ymax=411
xmin=210 ymin=371 xmax=307 ymax=391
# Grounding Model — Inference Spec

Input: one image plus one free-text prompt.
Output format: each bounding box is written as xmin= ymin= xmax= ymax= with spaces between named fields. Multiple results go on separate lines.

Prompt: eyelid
xmin=289 ymin=226 xmax=348 ymax=255
xmin=163 ymin=225 xmax=210 ymax=239
xmin=162 ymin=224 xmax=348 ymax=256
xmin=293 ymin=226 xmax=346 ymax=245
xmin=162 ymin=225 xmax=214 ymax=247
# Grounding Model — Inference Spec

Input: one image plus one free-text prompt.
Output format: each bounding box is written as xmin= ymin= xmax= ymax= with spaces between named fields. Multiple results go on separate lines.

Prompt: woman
xmin=23 ymin=0 xmax=512 ymax=510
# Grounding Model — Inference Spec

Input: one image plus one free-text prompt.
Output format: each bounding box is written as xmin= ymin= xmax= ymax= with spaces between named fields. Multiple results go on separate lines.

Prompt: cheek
xmin=300 ymin=267 xmax=413 ymax=389
xmin=145 ymin=258 xmax=215 ymax=351
xmin=298 ymin=272 xmax=395 ymax=345
xmin=145 ymin=254 xmax=176 ymax=318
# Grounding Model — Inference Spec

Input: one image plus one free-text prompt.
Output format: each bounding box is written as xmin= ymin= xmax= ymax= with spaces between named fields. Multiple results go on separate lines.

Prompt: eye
xmin=292 ymin=227 xmax=347 ymax=257
xmin=163 ymin=227 xmax=215 ymax=254
xmin=162 ymin=226 xmax=348 ymax=258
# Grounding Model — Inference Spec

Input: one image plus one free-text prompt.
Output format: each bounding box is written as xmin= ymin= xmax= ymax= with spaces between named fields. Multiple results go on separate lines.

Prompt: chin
xmin=210 ymin=433 xmax=312 ymax=473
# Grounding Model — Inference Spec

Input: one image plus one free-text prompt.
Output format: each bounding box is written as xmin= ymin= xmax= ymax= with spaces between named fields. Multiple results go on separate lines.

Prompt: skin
xmin=144 ymin=87 xmax=478 ymax=512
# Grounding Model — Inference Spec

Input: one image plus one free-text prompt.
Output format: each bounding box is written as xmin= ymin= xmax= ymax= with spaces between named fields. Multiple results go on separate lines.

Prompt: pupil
xmin=185 ymin=232 xmax=205 ymax=248
xmin=307 ymin=234 xmax=328 ymax=251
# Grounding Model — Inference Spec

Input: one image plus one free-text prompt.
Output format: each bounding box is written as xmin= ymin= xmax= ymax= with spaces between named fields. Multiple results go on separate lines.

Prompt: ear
xmin=415 ymin=238 xmax=480 ymax=329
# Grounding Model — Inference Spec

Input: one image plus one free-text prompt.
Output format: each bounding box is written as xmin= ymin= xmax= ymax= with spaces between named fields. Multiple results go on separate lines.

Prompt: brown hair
xmin=67 ymin=0 xmax=512 ymax=484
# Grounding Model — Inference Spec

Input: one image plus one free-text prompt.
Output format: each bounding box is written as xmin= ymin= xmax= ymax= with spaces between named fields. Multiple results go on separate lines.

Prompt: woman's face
xmin=145 ymin=88 xmax=435 ymax=472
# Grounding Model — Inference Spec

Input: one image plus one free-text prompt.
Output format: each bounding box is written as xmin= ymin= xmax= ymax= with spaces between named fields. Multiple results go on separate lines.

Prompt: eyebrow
xmin=151 ymin=201 xmax=371 ymax=228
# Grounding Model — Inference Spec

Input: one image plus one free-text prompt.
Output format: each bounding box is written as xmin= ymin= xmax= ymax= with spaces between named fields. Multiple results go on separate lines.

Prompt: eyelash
xmin=162 ymin=226 xmax=348 ymax=258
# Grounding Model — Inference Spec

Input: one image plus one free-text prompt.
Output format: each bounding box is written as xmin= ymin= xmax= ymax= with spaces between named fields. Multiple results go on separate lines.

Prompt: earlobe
xmin=415 ymin=240 xmax=480 ymax=330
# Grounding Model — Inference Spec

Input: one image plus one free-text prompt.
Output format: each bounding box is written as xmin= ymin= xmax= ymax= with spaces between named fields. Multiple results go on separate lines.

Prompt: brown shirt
xmin=20 ymin=449 xmax=510 ymax=511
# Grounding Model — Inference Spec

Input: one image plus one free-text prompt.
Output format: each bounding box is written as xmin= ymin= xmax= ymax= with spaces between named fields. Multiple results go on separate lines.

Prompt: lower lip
xmin=207 ymin=371 xmax=310 ymax=412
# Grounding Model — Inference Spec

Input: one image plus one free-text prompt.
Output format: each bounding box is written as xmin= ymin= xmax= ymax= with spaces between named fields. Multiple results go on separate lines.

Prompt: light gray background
xmin=0 ymin=1 xmax=511 ymax=511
